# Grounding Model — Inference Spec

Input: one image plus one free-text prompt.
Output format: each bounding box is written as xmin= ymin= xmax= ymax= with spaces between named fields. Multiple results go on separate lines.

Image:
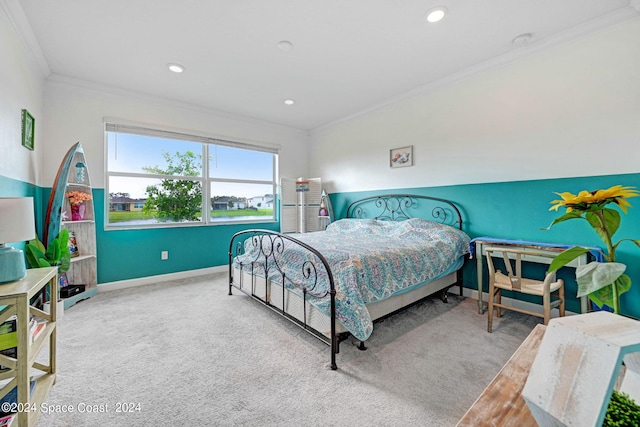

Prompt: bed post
xmin=330 ymin=287 xmax=338 ymax=370
xmin=228 ymin=242 xmax=234 ymax=296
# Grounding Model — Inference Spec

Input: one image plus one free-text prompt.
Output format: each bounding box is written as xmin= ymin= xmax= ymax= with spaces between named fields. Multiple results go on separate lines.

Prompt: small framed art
xmin=390 ymin=145 xmax=413 ymax=168
xmin=21 ymin=109 xmax=34 ymax=151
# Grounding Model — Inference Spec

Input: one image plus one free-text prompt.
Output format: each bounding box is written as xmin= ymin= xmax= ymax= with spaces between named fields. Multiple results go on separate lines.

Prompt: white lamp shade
xmin=0 ymin=197 xmax=36 ymax=244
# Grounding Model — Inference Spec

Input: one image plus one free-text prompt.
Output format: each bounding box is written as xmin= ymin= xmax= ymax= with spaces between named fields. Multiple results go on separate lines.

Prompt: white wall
xmin=42 ymin=76 xmax=310 ymax=188
xmin=310 ymin=18 xmax=640 ymax=193
xmin=0 ymin=3 xmax=45 ymax=185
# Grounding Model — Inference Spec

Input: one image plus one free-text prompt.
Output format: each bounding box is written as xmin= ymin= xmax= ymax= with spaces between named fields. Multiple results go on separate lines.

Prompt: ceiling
xmin=14 ymin=0 xmax=640 ymax=131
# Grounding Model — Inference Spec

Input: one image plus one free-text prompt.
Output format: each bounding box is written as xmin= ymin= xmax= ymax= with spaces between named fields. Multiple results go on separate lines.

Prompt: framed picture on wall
xmin=21 ymin=109 xmax=34 ymax=151
xmin=390 ymin=145 xmax=413 ymax=168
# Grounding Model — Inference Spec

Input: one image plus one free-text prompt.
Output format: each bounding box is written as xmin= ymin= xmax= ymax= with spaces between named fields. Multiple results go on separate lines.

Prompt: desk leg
xmin=476 ymin=241 xmax=484 ymax=314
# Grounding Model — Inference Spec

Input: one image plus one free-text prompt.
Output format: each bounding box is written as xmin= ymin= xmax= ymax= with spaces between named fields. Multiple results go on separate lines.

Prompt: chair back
xmin=485 ymin=247 xmax=560 ymax=291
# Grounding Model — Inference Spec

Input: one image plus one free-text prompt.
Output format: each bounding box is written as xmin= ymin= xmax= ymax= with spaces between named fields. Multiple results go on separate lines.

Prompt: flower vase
xmin=70 ymin=203 xmax=86 ymax=221
xmin=589 ymin=300 xmax=614 ymax=313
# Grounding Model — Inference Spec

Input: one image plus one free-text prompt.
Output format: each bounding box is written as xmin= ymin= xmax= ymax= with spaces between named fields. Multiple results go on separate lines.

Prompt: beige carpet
xmin=36 ymin=273 xmax=538 ymax=426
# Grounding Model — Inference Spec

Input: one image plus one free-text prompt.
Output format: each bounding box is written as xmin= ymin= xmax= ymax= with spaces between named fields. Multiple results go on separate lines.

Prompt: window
xmin=105 ymin=122 xmax=278 ymax=228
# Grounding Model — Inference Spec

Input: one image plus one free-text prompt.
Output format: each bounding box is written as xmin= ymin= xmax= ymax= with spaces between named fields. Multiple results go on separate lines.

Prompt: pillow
xmin=325 ymin=218 xmax=392 ymax=235
xmin=387 ymin=217 xmax=461 ymax=238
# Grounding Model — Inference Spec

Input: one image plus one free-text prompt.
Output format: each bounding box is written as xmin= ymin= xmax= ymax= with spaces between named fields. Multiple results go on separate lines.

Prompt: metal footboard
xmin=228 ymin=229 xmax=339 ymax=370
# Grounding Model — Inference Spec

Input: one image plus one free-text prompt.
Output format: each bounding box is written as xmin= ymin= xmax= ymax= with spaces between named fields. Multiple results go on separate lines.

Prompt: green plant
xmin=604 ymin=390 xmax=640 ymax=427
xmin=25 ymin=228 xmax=71 ymax=274
xmin=142 ymin=151 xmax=202 ymax=222
xmin=545 ymin=185 xmax=640 ymax=313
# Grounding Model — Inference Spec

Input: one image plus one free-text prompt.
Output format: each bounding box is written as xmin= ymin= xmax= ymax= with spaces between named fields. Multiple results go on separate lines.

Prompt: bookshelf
xmin=0 ymin=267 xmax=58 ymax=427
xmin=44 ymin=142 xmax=98 ymax=309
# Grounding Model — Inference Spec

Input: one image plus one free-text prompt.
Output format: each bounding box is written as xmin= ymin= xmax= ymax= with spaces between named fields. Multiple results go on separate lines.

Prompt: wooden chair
xmin=485 ymin=246 xmax=565 ymax=333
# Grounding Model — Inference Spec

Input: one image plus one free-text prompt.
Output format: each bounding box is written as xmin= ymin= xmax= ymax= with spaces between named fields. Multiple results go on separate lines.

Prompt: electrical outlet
xmin=161 ymin=251 xmax=169 ymax=260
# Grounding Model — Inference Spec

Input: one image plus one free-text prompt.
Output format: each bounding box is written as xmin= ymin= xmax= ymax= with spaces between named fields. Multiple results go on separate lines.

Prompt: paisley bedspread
xmin=234 ymin=218 xmax=471 ymax=341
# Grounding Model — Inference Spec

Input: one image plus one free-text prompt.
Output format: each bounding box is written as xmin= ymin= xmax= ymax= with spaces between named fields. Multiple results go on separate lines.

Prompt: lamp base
xmin=0 ymin=245 xmax=27 ymax=284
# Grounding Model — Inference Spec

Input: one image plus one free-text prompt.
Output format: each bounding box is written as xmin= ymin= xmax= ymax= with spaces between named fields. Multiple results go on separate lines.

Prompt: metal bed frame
xmin=228 ymin=194 xmax=465 ymax=370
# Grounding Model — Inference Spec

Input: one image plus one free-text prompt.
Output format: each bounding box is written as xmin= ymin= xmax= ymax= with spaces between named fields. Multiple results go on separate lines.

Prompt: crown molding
xmin=45 ymin=73 xmax=310 ymax=138
xmin=0 ymin=0 xmax=50 ymax=78
xmin=311 ymin=5 xmax=640 ymax=136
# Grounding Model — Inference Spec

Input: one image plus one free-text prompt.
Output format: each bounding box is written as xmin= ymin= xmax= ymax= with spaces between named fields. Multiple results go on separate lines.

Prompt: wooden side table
xmin=457 ymin=324 xmax=545 ymax=427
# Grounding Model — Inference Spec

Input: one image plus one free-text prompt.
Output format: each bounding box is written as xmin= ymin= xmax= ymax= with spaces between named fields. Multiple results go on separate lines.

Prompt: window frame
xmin=105 ymin=121 xmax=279 ymax=230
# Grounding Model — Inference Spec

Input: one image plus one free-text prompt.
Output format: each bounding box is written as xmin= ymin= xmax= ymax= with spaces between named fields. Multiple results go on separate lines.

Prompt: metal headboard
xmin=345 ymin=193 xmax=463 ymax=230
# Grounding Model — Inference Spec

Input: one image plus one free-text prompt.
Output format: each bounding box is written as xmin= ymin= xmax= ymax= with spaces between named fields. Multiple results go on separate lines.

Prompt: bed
xmin=228 ymin=194 xmax=470 ymax=370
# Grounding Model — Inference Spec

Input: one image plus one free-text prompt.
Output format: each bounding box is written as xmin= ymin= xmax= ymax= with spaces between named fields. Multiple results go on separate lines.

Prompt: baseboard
xmin=99 ymin=271 xmax=578 ymax=318
xmin=98 ymin=265 xmax=227 ymax=292
xmin=454 ymin=287 xmax=579 ymax=317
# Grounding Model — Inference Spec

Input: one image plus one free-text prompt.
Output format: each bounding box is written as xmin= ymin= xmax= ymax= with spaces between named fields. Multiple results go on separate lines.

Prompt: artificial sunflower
xmin=550 ymin=185 xmax=639 ymax=213
xmin=546 ymin=185 xmax=640 ymax=313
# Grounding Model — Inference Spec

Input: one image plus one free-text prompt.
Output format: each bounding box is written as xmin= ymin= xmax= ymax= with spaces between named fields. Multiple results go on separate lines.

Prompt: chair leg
xmin=487 ymin=286 xmax=494 ymax=333
xmin=559 ymin=286 xmax=565 ymax=317
xmin=496 ymin=289 xmax=502 ymax=318
xmin=543 ymin=292 xmax=551 ymax=325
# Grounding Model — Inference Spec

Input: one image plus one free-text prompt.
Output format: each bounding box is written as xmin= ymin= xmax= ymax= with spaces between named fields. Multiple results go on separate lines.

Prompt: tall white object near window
xmin=280 ymin=177 xmax=322 ymax=233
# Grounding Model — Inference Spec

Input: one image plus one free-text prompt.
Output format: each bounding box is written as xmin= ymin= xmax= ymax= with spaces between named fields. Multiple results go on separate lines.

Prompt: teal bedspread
xmin=235 ymin=218 xmax=471 ymax=341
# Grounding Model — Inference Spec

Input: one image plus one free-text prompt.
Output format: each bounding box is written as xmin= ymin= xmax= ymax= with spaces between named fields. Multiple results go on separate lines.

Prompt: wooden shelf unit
xmin=45 ymin=143 xmax=98 ymax=309
xmin=0 ymin=267 xmax=58 ymax=427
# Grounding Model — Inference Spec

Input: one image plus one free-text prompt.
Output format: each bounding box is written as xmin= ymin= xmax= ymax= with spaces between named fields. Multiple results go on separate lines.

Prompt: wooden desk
xmin=457 ymin=324 xmax=545 ymax=427
xmin=473 ymin=238 xmax=597 ymax=315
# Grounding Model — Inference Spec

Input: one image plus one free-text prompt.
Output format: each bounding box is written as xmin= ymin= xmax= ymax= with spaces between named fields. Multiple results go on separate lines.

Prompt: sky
xmin=106 ymin=132 xmax=275 ymax=199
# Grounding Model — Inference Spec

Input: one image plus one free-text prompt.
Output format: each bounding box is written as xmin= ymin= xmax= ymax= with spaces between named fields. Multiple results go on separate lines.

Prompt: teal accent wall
xmin=330 ymin=173 xmax=640 ymax=318
xmin=92 ymin=189 xmax=279 ymax=283
xmin=5 ymin=173 xmax=640 ymax=318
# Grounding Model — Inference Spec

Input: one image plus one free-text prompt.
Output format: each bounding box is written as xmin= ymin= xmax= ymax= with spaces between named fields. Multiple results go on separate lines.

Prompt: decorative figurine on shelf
xmin=67 ymin=231 xmax=79 ymax=258
xmin=319 ymin=197 xmax=329 ymax=217
xmin=75 ymin=161 xmax=86 ymax=183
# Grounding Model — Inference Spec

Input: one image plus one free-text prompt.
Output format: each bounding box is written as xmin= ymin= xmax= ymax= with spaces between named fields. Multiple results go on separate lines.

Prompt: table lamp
xmin=0 ymin=197 xmax=36 ymax=283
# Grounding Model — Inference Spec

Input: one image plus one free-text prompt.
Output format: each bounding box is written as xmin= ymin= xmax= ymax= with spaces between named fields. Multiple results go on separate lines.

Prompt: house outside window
xmin=249 ymin=194 xmax=274 ymax=210
xmin=105 ymin=122 xmax=278 ymax=228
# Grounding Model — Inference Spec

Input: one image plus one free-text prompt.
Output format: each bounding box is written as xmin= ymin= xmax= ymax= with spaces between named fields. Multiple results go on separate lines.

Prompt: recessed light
xmin=425 ymin=6 xmax=447 ymax=23
xmin=167 ymin=63 xmax=185 ymax=73
xmin=284 ymin=99 xmax=295 ymax=106
xmin=278 ymin=41 xmax=294 ymax=51
xmin=512 ymin=33 xmax=534 ymax=46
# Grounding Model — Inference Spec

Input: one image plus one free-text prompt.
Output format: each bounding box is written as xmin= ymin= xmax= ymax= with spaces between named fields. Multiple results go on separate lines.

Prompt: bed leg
xmin=440 ymin=289 xmax=448 ymax=303
xmin=331 ymin=335 xmax=339 ymax=370
xmin=358 ymin=341 xmax=367 ymax=351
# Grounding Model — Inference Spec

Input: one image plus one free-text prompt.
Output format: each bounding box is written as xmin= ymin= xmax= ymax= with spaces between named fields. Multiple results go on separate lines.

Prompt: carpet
xmin=36 ymin=273 xmax=538 ymax=426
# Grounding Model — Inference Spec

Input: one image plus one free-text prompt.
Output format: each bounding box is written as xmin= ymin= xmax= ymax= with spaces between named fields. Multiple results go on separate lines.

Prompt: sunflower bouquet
xmin=546 ymin=185 xmax=640 ymax=313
